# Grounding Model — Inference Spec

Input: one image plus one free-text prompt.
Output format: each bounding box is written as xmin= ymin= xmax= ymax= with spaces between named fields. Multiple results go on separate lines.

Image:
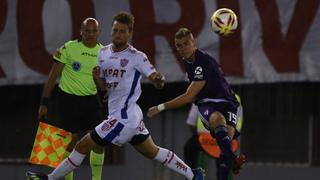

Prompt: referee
xmin=38 ymin=18 xmax=105 ymax=180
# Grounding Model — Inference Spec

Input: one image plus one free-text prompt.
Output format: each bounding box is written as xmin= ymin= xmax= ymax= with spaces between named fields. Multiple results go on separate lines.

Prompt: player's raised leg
xmin=208 ymin=112 xmax=235 ymax=180
xmin=133 ymin=135 xmax=204 ymax=180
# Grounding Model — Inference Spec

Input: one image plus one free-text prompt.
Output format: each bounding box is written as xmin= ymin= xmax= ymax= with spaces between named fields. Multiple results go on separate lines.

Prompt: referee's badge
xmin=72 ymin=61 xmax=81 ymax=71
xmin=120 ymin=59 xmax=129 ymax=67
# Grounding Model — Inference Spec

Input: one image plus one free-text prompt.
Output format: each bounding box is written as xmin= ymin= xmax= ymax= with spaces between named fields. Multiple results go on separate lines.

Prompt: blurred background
xmin=0 ymin=0 xmax=320 ymax=179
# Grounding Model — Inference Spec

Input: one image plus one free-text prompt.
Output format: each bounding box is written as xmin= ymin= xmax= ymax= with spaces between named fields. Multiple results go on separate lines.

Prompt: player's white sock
xmin=154 ymin=147 xmax=194 ymax=180
xmin=48 ymin=149 xmax=86 ymax=179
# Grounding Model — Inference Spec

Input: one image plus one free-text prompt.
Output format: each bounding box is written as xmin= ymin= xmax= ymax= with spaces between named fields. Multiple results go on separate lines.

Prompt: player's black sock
xmin=215 ymin=158 xmax=221 ymax=179
xmin=217 ymin=155 xmax=232 ymax=180
xmin=212 ymin=125 xmax=234 ymax=180
xmin=213 ymin=126 xmax=233 ymax=157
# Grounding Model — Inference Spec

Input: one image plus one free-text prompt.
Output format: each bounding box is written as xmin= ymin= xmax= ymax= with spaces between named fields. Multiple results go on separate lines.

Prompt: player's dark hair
xmin=112 ymin=11 xmax=134 ymax=32
xmin=175 ymin=28 xmax=193 ymax=39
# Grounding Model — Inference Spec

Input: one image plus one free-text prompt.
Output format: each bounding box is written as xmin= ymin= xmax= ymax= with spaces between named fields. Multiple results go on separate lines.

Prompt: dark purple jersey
xmin=184 ymin=49 xmax=238 ymax=106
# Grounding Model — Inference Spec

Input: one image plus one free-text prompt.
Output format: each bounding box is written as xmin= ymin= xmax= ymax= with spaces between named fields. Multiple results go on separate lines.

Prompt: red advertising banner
xmin=0 ymin=0 xmax=319 ymax=85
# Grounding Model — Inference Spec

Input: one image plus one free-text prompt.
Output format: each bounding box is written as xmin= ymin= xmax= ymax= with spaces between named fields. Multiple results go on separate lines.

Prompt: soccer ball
xmin=210 ymin=8 xmax=238 ymax=36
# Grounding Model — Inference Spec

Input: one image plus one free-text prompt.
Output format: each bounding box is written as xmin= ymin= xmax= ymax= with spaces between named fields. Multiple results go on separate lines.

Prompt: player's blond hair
xmin=175 ymin=27 xmax=194 ymax=39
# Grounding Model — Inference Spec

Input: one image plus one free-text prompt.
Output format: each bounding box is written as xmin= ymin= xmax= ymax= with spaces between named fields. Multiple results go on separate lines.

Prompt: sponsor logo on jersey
xmin=72 ymin=61 xmax=81 ymax=71
xmin=195 ymin=66 xmax=203 ymax=74
xmin=104 ymin=68 xmax=126 ymax=78
xmin=81 ymin=52 xmax=97 ymax=57
xmin=120 ymin=58 xmax=129 ymax=67
xmin=194 ymin=66 xmax=203 ymax=79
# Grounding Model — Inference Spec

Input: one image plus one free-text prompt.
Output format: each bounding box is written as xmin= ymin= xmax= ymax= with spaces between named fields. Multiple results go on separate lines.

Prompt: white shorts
xmin=94 ymin=105 xmax=149 ymax=146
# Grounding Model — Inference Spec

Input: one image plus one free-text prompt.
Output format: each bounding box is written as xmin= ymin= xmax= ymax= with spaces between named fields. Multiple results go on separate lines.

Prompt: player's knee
xmin=75 ymin=134 xmax=94 ymax=154
xmin=134 ymin=136 xmax=159 ymax=159
xmin=140 ymin=144 xmax=159 ymax=159
xmin=209 ymin=112 xmax=226 ymax=128
xmin=144 ymin=146 xmax=159 ymax=159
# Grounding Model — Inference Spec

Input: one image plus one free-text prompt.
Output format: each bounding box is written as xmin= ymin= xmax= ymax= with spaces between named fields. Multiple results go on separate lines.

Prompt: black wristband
xmin=40 ymin=97 xmax=49 ymax=106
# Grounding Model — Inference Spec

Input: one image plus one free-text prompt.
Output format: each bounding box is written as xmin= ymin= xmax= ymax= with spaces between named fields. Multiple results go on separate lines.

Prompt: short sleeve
xmin=52 ymin=44 xmax=68 ymax=64
xmin=135 ymin=53 xmax=156 ymax=77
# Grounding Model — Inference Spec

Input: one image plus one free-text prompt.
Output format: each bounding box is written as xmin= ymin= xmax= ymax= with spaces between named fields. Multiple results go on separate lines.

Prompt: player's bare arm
xmin=93 ymin=66 xmax=107 ymax=92
xmin=147 ymin=80 xmax=206 ymax=118
xmin=148 ymin=71 xmax=165 ymax=89
xmin=38 ymin=62 xmax=64 ymax=119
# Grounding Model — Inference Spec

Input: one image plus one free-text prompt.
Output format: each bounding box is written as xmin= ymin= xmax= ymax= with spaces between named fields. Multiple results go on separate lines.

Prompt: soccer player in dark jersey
xmin=36 ymin=18 xmax=105 ymax=180
xmin=147 ymin=27 xmax=245 ymax=180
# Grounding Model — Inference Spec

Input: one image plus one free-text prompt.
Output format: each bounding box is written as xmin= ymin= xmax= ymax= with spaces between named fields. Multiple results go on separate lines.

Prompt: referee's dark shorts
xmin=57 ymin=88 xmax=104 ymax=135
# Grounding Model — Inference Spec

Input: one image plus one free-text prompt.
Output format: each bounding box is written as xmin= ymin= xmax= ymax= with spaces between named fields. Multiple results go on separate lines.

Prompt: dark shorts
xmin=57 ymin=88 xmax=104 ymax=134
xmin=197 ymin=102 xmax=240 ymax=138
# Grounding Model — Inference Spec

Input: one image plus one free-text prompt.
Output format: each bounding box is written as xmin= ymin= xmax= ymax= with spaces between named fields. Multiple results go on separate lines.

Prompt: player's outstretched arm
xmin=147 ymin=81 xmax=205 ymax=118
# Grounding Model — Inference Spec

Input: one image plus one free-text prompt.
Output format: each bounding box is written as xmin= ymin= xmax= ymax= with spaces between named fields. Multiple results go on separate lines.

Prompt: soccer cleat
xmin=232 ymin=154 xmax=246 ymax=175
xmin=192 ymin=168 xmax=205 ymax=180
xmin=26 ymin=171 xmax=48 ymax=180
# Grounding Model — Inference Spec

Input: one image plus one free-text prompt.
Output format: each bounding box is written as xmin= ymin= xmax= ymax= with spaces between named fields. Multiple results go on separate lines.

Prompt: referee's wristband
xmin=40 ymin=97 xmax=49 ymax=106
xmin=157 ymin=104 xmax=165 ymax=112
